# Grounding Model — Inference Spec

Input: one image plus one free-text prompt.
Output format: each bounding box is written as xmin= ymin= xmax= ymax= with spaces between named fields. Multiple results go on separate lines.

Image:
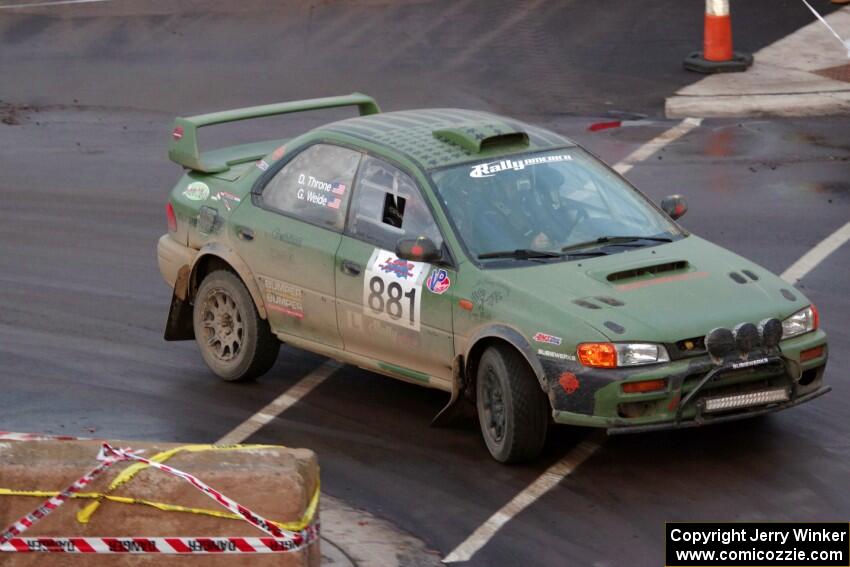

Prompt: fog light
xmin=800 ymin=345 xmax=825 ymax=362
xmin=622 ymin=379 xmax=667 ymax=394
xmin=703 ymin=388 xmax=788 ymax=413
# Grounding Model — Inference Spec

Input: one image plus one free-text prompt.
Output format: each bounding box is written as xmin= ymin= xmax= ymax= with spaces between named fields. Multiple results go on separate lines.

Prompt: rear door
xmin=231 ymin=143 xmax=361 ymax=349
xmin=335 ymin=155 xmax=455 ymax=385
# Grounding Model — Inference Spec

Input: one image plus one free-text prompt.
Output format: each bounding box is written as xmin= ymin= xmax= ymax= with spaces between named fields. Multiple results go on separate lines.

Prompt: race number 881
xmin=368 ymin=276 xmax=416 ymax=324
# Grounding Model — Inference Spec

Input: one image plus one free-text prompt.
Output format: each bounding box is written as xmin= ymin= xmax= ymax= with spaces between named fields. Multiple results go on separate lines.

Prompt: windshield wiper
xmin=561 ymin=235 xmax=673 ymax=253
xmin=478 ymin=249 xmax=562 ymax=261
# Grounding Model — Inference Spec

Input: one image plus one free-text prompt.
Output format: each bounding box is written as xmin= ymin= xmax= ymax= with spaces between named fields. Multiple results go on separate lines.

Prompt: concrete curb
xmin=666 ymin=90 xmax=850 ymax=118
xmin=320 ymin=495 xmax=442 ymax=567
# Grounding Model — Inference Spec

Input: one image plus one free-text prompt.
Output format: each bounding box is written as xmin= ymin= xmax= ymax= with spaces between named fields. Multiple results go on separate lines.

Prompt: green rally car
xmin=157 ymin=93 xmax=830 ymax=463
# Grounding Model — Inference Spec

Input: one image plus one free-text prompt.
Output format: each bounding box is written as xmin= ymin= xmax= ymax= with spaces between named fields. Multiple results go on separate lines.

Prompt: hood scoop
xmin=606 ymin=260 xmax=690 ymax=283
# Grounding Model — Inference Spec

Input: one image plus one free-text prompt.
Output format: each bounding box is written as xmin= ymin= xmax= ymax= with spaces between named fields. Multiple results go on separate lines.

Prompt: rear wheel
xmin=476 ymin=345 xmax=549 ymax=463
xmin=193 ymin=270 xmax=279 ymax=381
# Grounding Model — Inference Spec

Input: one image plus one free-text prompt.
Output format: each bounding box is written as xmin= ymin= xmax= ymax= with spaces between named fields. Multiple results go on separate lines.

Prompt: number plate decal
xmin=363 ymin=249 xmax=428 ymax=331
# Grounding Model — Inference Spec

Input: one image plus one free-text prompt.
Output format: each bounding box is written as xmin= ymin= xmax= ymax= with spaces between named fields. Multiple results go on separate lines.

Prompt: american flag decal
xmin=327 ymin=197 xmax=341 ymax=209
xmin=331 ymin=183 xmax=346 ymax=195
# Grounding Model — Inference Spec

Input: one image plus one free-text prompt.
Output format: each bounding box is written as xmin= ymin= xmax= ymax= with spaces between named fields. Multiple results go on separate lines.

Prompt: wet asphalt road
xmin=2 ymin=2 xmax=850 ymax=566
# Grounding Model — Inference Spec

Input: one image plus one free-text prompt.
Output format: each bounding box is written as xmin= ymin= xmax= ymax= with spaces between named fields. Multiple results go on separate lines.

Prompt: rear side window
xmin=261 ymin=144 xmax=361 ymax=230
xmin=346 ymin=155 xmax=443 ymax=251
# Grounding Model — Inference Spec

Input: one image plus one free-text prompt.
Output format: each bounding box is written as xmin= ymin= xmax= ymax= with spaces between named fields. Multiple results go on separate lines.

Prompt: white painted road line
xmin=443 ymin=436 xmax=603 ymax=564
xmin=0 ymin=0 xmax=116 ymax=9
xmin=444 ymin=118 xmax=703 ymax=564
xmin=613 ymin=117 xmax=703 ymax=175
xmin=781 ymin=221 xmax=850 ymax=284
xmin=216 ymin=360 xmax=342 ymax=445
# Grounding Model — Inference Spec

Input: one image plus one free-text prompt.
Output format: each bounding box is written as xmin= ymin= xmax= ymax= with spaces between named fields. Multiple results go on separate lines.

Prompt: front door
xmin=231 ymin=143 xmax=361 ymax=349
xmin=335 ymin=155 xmax=455 ymax=385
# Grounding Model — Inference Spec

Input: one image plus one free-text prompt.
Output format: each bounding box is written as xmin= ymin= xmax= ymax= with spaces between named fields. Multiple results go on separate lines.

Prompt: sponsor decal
xmin=533 ymin=332 xmax=562 ymax=346
xmin=364 ymin=249 xmax=428 ymax=331
xmin=259 ymin=276 xmax=304 ymax=319
xmin=731 ymin=357 xmax=769 ymax=370
xmin=256 ymin=160 xmax=269 ymax=171
xmin=559 ymin=372 xmax=580 ymax=395
xmin=183 ymin=181 xmax=209 ymax=201
xmin=538 ymin=348 xmax=576 ymax=362
xmin=210 ymin=191 xmax=241 ymax=212
xmin=469 ymin=154 xmax=573 ymax=178
xmin=172 ymin=126 xmax=184 ymax=140
xmin=425 ymin=269 xmax=451 ymax=294
xmin=271 ymin=145 xmax=286 ymax=161
xmin=271 ymin=229 xmax=303 ymax=247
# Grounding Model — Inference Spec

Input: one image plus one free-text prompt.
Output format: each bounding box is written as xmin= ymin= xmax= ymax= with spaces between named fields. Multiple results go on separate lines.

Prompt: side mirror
xmin=396 ymin=236 xmax=442 ymax=263
xmin=661 ymin=194 xmax=688 ymax=220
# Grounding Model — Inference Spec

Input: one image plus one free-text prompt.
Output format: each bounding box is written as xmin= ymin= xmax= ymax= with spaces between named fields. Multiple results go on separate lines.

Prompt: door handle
xmin=341 ymin=259 xmax=361 ymax=276
xmin=236 ymin=226 xmax=254 ymax=241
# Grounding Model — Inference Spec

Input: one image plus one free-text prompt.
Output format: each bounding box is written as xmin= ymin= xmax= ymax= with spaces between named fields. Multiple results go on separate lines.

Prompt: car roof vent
xmin=433 ymin=124 xmax=529 ymax=153
xmin=606 ymin=261 xmax=689 ymax=283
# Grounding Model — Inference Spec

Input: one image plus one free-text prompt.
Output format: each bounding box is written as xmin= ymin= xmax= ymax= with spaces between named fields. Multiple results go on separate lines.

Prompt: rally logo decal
xmin=379 ymin=258 xmax=416 ymax=280
xmin=425 ymin=269 xmax=451 ymax=295
xmin=256 ymin=160 xmax=269 ymax=171
xmin=183 ymin=181 xmax=210 ymax=201
xmin=469 ymin=154 xmax=573 ymax=178
xmin=533 ymin=332 xmax=562 ymax=346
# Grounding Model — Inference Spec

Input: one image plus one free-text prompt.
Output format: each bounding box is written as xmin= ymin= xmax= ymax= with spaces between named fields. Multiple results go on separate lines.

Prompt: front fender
xmin=464 ymin=324 xmax=548 ymax=391
xmin=189 ymin=242 xmax=268 ymax=320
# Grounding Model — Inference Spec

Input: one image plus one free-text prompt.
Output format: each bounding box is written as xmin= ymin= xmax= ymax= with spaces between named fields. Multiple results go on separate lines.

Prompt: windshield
xmin=430 ymin=148 xmax=682 ymax=261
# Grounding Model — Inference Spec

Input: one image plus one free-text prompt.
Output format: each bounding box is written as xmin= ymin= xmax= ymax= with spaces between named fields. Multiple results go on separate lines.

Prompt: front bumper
xmin=604 ymin=384 xmax=830 ymax=434
xmin=547 ymin=329 xmax=829 ymax=431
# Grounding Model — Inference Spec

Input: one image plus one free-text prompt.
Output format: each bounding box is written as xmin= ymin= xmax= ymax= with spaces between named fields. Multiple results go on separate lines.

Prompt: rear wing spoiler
xmin=168 ymin=93 xmax=381 ymax=173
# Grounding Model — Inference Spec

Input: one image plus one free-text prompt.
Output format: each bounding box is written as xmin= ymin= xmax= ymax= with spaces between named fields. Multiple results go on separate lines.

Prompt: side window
xmin=347 ymin=156 xmax=443 ymax=251
xmin=262 ymin=144 xmax=361 ymax=230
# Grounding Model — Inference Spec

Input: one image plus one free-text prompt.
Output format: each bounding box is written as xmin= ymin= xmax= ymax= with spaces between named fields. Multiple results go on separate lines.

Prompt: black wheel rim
xmin=482 ymin=367 xmax=506 ymax=443
xmin=200 ymin=289 xmax=244 ymax=362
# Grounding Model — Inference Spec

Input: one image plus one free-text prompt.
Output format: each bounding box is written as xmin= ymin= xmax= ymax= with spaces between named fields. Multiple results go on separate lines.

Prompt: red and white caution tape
xmin=1 ymin=531 xmax=319 ymax=554
xmin=0 ymin=447 xmax=121 ymax=546
xmin=99 ymin=444 xmax=303 ymax=541
xmin=0 ymin=443 xmax=317 ymax=554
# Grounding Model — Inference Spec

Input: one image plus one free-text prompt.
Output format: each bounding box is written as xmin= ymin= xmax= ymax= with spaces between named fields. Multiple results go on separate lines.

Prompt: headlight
xmin=781 ymin=305 xmax=818 ymax=340
xmin=577 ymin=342 xmax=670 ymax=368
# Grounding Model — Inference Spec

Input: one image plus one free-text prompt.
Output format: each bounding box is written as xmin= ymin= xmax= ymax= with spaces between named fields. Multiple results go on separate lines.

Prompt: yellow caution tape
xmin=0 ymin=443 xmax=318 ymax=532
xmin=0 ymin=480 xmax=319 ymax=532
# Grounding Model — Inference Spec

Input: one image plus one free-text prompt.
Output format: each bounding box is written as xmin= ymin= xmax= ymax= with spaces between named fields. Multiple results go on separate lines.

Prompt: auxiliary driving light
xmin=733 ymin=322 xmax=759 ymax=353
xmin=759 ymin=318 xmax=783 ymax=348
xmin=703 ymin=388 xmax=789 ymax=413
xmin=705 ymin=327 xmax=735 ymax=359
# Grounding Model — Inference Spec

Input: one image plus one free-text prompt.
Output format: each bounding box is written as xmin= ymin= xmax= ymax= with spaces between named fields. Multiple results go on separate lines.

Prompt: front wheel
xmin=193 ymin=270 xmax=279 ymax=381
xmin=476 ymin=346 xmax=549 ymax=463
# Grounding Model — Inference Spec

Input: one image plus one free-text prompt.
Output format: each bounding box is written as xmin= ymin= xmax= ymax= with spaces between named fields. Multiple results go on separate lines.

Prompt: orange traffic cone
xmin=684 ymin=0 xmax=753 ymax=73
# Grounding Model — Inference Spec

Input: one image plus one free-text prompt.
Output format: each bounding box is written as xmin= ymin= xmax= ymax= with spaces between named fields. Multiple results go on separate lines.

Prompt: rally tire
xmin=476 ymin=345 xmax=549 ymax=463
xmin=193 ymin=270 xmax=279 ymax=381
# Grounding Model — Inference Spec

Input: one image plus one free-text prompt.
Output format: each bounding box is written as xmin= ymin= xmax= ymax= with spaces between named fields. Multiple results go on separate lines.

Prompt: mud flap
xmin=164 ymin=265 xmax=194 ymax=341
xmin=431 ymin=356 xmax=476 ymax=428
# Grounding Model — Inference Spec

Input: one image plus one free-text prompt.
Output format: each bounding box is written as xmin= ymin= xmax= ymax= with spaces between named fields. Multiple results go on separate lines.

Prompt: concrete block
xmin=0 ymin=439 xmax=320 ymax=566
